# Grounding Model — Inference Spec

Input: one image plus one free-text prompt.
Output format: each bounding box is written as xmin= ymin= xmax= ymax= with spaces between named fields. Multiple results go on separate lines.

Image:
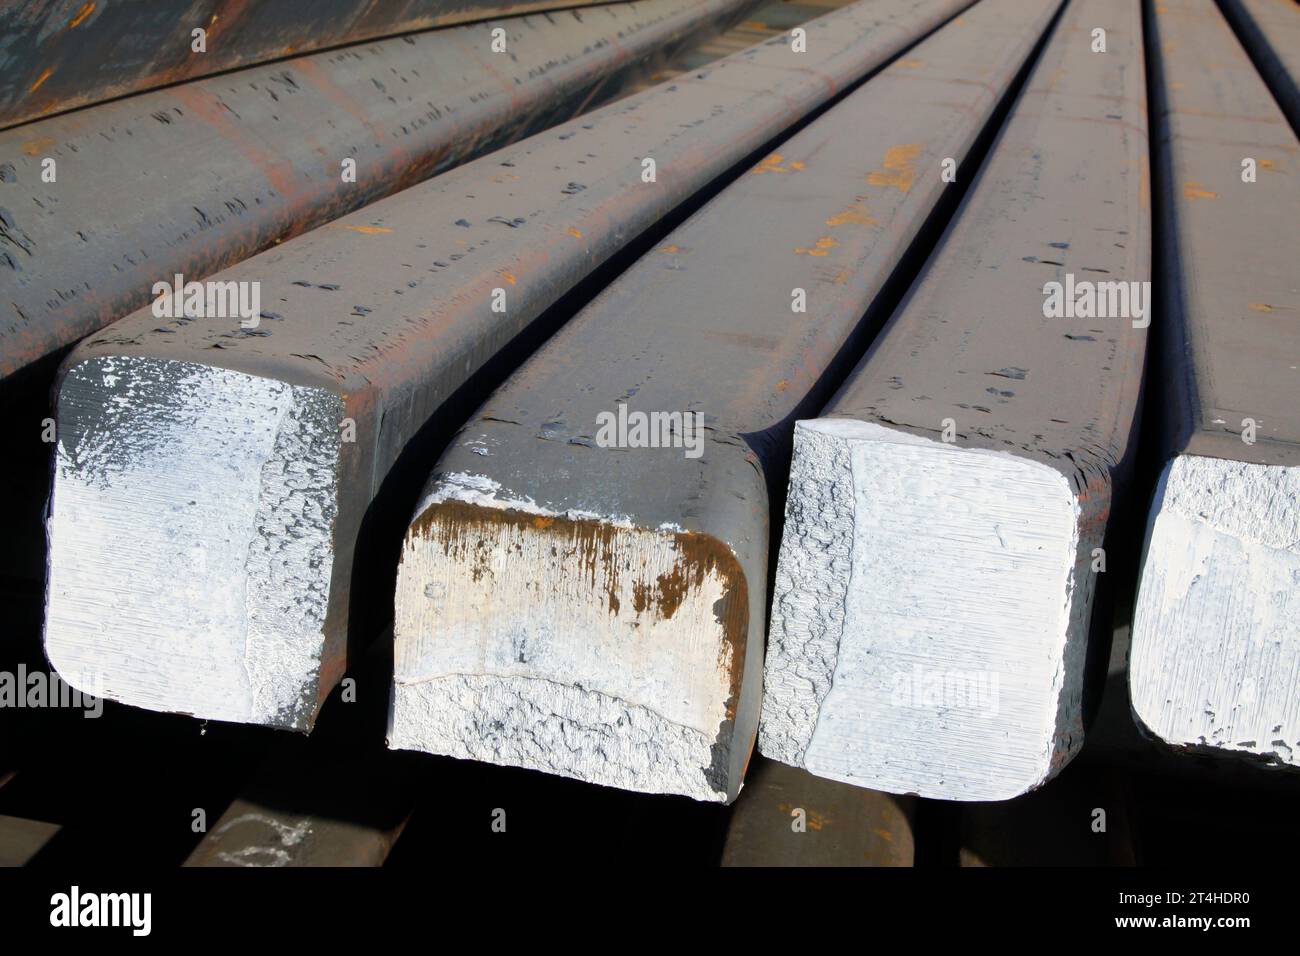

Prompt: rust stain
xmin=502 ymin=271 xmax=517 ymax=285
xmin=867 ymin=144 xmax=923 ymax=193
xmin=775 ymin=379 xmax=789 ymax=392
xmin=412 ymin=501 xmax=750 ymax=719
xmin=568 ymin=227 xmax=583 ymax=239
xmin=21 ymin=136 xmax=55 ymax=156
xmin=333 ymin=224 xmax=393 ymax=235
xmin=660 ymin=243 xmax=681 ymax=253
xmin=794 ymin=236 xmax=838 ymax=257
xmin=1183 ymin=181 xmax=1217 ymax=200
xmin=1249 ymin=302 xmax=1285 ymax=312
xmin=825 ymin=203 xmax=877 ymax=227
xmin=29 ymin=68 xmax=55 ymax=94
xmin=895 ymin=59 xmax=925 ymax=69
xmin=753 ymin=152 xmax=802 ymax=174
xmin=67 ymin=2 xmax=96 ymax=28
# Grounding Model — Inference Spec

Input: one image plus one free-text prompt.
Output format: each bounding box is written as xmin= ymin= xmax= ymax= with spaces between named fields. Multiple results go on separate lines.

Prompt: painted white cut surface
xmin=45 ymin=356 xmax=341 ymax=727
xmin=760 ymin=419 xmax=1096 ymax=801
xmin=1130 ymin=455 xmax=1300 ymax=766
xmin=390 ymin=477 xmax=739 ymax=802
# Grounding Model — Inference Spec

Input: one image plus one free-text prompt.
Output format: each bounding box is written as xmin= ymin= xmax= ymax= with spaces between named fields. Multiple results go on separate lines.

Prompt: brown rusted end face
xmin=408 ymin=499 xmax=750 ymax=720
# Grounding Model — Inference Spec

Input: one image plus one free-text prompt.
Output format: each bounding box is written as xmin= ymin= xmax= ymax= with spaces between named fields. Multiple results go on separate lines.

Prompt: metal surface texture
xmin=0 ymin=0 xmax=754 ymax=379
xmin=1146 ymin=0 xmax=1300 ymax=468
xmin=0 ymin=0 xmax=645 ymax=130
xmin=1126 ymin=0 xmax=1300 ymax=771
xmin=721 ymin=757 xmax=914 ymax=865
xmin=1219 ymin=0 xmax=1300 ymax=134
xmin=386 ymin=0 xmax=1060 ymax=802
xmin=44 ymin=0 xmax=974 ymax=731
xmin=759 ymin=0 xmax=1150 ymax=800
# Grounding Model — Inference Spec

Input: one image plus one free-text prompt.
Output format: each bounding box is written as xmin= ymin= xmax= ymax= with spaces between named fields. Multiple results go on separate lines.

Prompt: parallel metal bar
xmin=1129 ymin=0 xmax=1300 ymax=770
xmin=721 ymin=757 xmax=914 ymax=866
xmin=387 ymin=0 xmax=1060 ymax=802
xmin=44 ymin=0 xmax=973 ymax=731
xmin=0 ymin=0 xmax=753 ymax=379
xmin=760 ymin=0 xmax=1150 ymax=801
xmin=1218 ymin=0 xmax=1300 ymax=134
xmin=0 ymin=0 xmax=644 ymax=130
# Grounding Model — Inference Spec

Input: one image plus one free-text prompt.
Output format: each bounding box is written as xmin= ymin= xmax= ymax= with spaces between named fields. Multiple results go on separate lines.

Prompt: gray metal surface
xmin=45 ymin=0 xmax=975 ymax=731
xmin=1219 ymin=0 xmax=1300 ymax=135
xmin=0 ymin=0 xmax=646 ymax=130
xmin=0 ymin=0 xmax=752 ymax=379
xmin=1147 ymin=0 xmax=1300 ymax=468
xmin=386 ymin=0 xmax=1060 ymax=802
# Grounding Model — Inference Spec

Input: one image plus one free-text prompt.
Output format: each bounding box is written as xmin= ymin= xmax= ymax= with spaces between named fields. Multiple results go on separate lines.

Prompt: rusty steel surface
xmin=721 ymin=757 xmax=914 ymax=865
xmin=1219 ymin=0 xmax=1300 ymax=135
xmin=0 ymin=0 xmax=647 ymax=130
xmin=46 ymin=0 xmax=975 ymax=730
xmin=0 ymin=0 xmax=754 ymax=380
xmin=385 ymin=0 xmax=1059 ymax=801
xmin=1148 ymin=0 xmax=1300 ymax=468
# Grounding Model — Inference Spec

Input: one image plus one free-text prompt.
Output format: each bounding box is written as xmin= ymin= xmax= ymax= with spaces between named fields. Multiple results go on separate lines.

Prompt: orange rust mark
xmin=753 ymin=152 xmax=802 ymax=174
xmin=833 ymin=269 xmax=852 ymax=285
xmin=775 ymin=379 xmax=789 ymax=392
xmin=1183 ymin=181 xmax=1217 ymax=200
xmin=170 ymin=85 xmax=301 ymax=199
xmin=568 ymin=227 xmax=583 ymax=239
xmin=22 ymin=136 xmax=55 ymax=156
xmin=68 ymin=2 xmax=96 ymax=28
xmin=867 ymin=144 xmax=923 ymax=193
xmin=1249 ymin=303 xmax=1285 ymax=312
xmin=794 ymin=236 xmax=837 ymax=257
xmin=531 ymin=515 xmax=555 ymax=529
xmin=29 ymin=68 xmax=55 ymax=94
xmin=825 ymin=203 xmax=877 ymax=227
xmin=1260 ymin=159 xmax=1277 ymax=171
xmin=660 ymin=243 xmax=681 ymax=253
xmin=874 ymin=827 xmax=894 ymax=843
xmin=502 ymin=271 xmax=517 ymax=285
xmin=334 ymin=224 xmax=393 ymax=235
xmin=895 ymin=59 xmax=925 ymax=69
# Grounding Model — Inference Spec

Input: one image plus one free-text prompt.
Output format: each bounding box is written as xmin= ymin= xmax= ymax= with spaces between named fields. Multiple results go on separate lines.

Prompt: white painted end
xmin=389 ymin=475 xmax=749 ymax=802
xmin=1130 ymin=454 xmax=1300 ymax=767
xmin=760 ymin=419 xmax=1097 ymax=801
xmin=45 ymin=355 xmax=342 ymax=728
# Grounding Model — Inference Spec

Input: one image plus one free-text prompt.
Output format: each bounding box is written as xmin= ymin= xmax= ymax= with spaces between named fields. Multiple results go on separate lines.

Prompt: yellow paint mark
xmin=833 ymin=270 xmax=852 ymax=285
xmin=29 ymin=68 xmax=54 ymax=94
xmin=794 ymin=236 xmax=838 ymax=257
xmin=336 ymin=224 xmax=392 ymax=235
xmin=867 ymin=144 xmax=923 ymax=193
xmin=1183 ymin=181 xmax=1217 ymax=200
xmin=68 ymin=2 xmax=96 ymax=28
xmin=568 ymin=227 xmax=583 ymax=239
xmin=21 ymin=136 xmax=55 ymax=156
xmin=661 ymin=243 xmax=681 ymax=253
xmin=502 ymin=271 xmax=517 ymax=285
xmin=826 ymin=203 xmax=877 ymax=227
xmin=895 ymin=59 xmax=925 ymax=69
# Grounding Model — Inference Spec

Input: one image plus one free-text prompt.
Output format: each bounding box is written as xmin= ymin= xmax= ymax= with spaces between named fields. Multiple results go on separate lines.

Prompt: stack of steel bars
xmin=1 ymin=0 xmax=1297 ymax=868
